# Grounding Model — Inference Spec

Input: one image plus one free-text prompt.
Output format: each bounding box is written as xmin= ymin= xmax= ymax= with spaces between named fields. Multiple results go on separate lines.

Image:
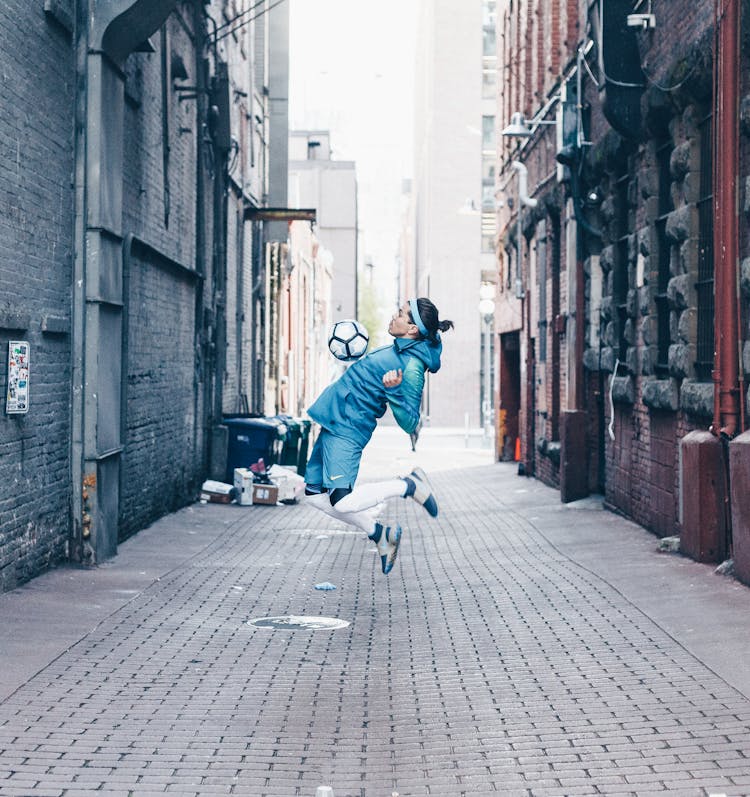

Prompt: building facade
xmin=0 ymin=0 xmax=330 ymax=593
xmin=288 ymin=130 xmax=358 ymax=321
xmin=495 ymin=0 xmax=750 ymax=584
xmin=407 ymin=0 xmax=497 ymax=428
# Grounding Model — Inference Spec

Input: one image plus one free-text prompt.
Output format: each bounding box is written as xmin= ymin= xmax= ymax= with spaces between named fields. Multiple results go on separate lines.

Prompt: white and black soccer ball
xmin=328 ymin=319 xmax=369 ymax=362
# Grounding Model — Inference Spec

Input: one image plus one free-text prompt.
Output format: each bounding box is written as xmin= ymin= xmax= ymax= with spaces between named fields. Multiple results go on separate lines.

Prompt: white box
xmin=275 ymin=475 xmax=297 ymax=503
xmin=233 ymin=468 xmax=255 ymax=505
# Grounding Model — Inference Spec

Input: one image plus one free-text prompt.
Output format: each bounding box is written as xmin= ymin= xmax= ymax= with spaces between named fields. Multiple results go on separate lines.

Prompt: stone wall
xmin=581 ymin=16 xmax=715 ymax=535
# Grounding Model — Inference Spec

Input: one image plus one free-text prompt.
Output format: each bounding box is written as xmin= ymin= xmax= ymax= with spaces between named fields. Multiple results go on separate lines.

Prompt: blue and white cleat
xmin=369 ymin=522 xmax=403 ymax=575
xmin=404 ymin=467 xmax=439 ymax=518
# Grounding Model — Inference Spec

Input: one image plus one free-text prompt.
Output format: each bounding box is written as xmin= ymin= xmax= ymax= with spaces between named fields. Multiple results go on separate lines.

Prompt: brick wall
xmin=582 ymin=1 xmax=715 ymax=536
xmin=0 ymin=4 xmax=74 ymax=590
xmin=119 ymin=14 xmax=206 ymax=540
xmin=120 ymin=248 xmax=201 ymax=541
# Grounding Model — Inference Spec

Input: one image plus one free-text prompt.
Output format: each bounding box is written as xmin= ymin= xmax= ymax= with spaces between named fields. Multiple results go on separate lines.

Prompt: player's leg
xmin=305 ymin=431 xmax=402 ymax=574
xmin=333 ymin=467 xmax=439 ymax=518
xmin=304 ymin=430 xmax=376 ymax=532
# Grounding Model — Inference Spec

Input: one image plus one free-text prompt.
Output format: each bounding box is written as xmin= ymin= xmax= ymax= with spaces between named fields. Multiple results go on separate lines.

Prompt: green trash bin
xmin=297 ymin=419 xmax=311 ymax=477
xmin=275 ymin=415 xmax=311 ymax=477
xmin=276 ymin=415 xmax=301 ymax=469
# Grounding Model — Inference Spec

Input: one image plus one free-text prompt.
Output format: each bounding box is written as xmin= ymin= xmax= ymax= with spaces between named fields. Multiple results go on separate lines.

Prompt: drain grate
xmin=247 ymin=615 xmax=350 ymax=630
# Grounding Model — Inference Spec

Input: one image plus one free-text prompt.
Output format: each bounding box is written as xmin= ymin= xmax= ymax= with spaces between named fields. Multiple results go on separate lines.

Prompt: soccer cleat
xmin=404 ymin=467 xmax=439 ymax=518
xmin=369 ymin=522 xmax=403 ymax=575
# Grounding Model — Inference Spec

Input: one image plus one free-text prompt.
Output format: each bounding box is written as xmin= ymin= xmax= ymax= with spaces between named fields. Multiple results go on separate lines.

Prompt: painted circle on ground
xmin=247 ymin=615 xmax=350 ymax=630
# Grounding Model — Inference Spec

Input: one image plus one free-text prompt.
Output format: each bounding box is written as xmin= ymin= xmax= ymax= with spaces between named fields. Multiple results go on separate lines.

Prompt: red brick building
xmin=495 ymin=0 xmax=750 ymax=582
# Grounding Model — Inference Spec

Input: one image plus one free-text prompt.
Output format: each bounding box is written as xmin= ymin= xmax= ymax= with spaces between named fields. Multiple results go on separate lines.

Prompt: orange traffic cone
xmin=514 ymin=437 xmax=521 ymax=461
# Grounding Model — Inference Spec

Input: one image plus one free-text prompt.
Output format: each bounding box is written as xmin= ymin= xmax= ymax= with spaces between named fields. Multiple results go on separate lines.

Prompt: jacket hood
xmin=393 ymin=335 xmax=442 ymax=373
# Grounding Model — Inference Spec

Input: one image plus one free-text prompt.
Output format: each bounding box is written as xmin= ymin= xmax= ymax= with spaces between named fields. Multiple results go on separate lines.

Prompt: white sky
xmin=288 ymin=0 xmax=418 ymax=306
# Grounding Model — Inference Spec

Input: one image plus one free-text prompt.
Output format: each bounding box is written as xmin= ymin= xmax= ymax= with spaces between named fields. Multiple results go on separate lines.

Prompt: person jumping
xmin=304 ymin=297 xmax=454 ymax=575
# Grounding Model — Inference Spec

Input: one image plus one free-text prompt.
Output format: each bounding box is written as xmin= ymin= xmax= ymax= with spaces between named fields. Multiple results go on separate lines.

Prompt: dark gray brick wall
xmin=120 ymin=249 xmax=200 ymax=541
xmin=119 ymin=16 xmax=205 ymax=540
xmin=0 ymin=3 xmax=74 ymax=590
xmin=0 ymin=8 xmax=213 ymax=588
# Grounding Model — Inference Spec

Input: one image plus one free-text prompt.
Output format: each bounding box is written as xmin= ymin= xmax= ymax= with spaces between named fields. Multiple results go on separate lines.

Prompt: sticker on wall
xmin=6 ymin=341 xmax=29 ymax=415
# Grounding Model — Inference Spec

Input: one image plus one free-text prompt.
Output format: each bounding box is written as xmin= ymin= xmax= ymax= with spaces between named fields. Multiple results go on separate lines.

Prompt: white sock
xmin=333 ymin=479 xmax=408 ymax=515
xmin=304 ymin=491 xmax=378 ymax=535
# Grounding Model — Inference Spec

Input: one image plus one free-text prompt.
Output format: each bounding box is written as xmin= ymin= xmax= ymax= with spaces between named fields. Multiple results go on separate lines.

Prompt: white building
xmin=408 ymin=0 xmax=498 ymax=427
xmin=288 ymin=130 xmax=358 ymax=319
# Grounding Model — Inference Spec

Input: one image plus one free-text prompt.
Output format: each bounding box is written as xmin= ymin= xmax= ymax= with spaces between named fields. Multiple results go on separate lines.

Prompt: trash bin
xmin=297 ymin=419 xmax=311 ymax=477
xmin=275 ymin=415 xmax=312 ymax=477
xmin=223 ymin=416 xmax=286 ymax=483
xmin=276 ymin=415 xmax=302 ymax=469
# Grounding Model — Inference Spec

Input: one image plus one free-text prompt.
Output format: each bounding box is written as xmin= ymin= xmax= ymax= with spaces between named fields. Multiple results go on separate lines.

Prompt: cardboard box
xmin=233 ymin=468 xmax=254 ymax=506
xmin=200 ymin=491 xmax=234 ymax=504
xmin=252 ymin=483 xmax=279 ymax=505
xmin=275 ymin=476 xmax=297 ymax=503
xmin=199 ymin=479 xmax=236 ymax=504
xmin=267 ymin=464 xmax=304 ymax=504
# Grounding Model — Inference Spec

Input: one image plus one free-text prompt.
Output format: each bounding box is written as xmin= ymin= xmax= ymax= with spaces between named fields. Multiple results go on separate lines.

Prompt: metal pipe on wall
xmin=713 ymin=0 xmax=742 ymax=438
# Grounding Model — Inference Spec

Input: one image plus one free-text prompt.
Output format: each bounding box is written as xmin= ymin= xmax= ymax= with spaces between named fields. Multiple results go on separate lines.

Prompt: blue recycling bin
xmin=223 ymin=416 xmax=286 ymax=483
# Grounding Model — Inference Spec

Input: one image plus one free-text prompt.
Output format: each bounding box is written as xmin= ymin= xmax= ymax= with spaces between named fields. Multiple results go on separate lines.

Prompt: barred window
xmin=614 ymin=164 xmax=631 ymax=366
xmin=695 ymin=113 xmax=714 ymax=382
xmin=654 ymin=137 xmax=674 ymax=377
xmin=537 ymin=222 xmax=548 ymax=363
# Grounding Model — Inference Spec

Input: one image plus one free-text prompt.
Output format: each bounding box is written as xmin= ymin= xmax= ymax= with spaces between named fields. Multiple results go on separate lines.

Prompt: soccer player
xmin=304 ymin=298 xmax=454 ymax=574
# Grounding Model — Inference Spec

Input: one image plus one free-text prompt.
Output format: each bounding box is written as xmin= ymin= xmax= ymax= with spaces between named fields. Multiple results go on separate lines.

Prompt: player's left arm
xmin=384 ymin=358 xmax=425 ymax=434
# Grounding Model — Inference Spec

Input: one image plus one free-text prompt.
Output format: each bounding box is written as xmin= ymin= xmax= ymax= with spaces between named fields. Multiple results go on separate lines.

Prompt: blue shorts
xmin=305 ymin=429 xmax=363 ymax=490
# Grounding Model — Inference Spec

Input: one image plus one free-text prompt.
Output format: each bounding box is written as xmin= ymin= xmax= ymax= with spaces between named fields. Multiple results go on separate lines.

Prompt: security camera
xmin=626 ymin=13 xmax=656 ymax=29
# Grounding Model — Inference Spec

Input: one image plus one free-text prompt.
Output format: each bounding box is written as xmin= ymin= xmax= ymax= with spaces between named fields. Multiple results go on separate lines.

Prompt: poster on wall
xmin=6 ymin=341 xmax=29 ymax=415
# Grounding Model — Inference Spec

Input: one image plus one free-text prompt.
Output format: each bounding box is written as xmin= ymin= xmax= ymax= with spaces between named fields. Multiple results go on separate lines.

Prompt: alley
xmin=1 ymin=430 xmax=749 ymax=796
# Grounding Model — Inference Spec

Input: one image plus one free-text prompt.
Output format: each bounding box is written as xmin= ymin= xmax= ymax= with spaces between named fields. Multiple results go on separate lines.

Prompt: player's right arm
xmin=384 ymin=359 xmax=424 ymax=434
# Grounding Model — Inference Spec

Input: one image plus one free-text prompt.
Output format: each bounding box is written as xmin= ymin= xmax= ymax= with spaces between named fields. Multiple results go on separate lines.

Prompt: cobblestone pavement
xmin=1 ymin=455 xmax=750 ymax=795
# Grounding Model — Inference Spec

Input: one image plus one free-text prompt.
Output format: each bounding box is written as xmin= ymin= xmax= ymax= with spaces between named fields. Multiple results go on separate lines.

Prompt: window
xmin=482 ymin=0 xmax=497 ymax=28
xmin=482 ymin=212 xmax=496 ymax=253
xmin=482 ymin=64 xmax=497 ymax=99
xmin=483 ymin=26 xmax=496 ymax=57
xmin=614 ymin=165 xmax=631 ymax=366
xmin=695 ymin=113 xmax=713 ymax=381
xmin=654 ymin=137 xmax=674 ymax=377
xmin=482 ymin=154 xmax=496 ymax=183
xmin=482 ymin=183 xmax=496 ymax=210
xmin=482 ymin=115 xmax=496 ymax=152
xmin=537 ymin=222 xmax=548 ymax=363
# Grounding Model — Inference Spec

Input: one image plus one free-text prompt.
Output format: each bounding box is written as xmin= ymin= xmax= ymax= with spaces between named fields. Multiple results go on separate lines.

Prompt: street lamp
xmin=478 ymin=286 xmax=496 ymax=448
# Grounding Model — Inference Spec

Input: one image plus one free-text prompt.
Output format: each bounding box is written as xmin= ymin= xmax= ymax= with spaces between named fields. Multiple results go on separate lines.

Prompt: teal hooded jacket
xmin=307 ymin=336 xmax=442 ymax=447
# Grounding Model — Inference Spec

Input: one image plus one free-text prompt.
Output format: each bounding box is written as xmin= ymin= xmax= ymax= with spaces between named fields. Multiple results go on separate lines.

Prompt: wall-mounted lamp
xmin=502 ymin=110 xmax=557 ymax=139
xmin=585 ymin=188 xmax=603 ymax=206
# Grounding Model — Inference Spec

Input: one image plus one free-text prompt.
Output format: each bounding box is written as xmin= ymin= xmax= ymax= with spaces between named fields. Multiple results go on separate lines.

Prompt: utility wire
xmin=580 ymin=35 xmax=698 ymax=94
xmin=213 ymin=0 xmax=287 ymax=44
xmin=213 ymin=0 xmax=269 ymax=34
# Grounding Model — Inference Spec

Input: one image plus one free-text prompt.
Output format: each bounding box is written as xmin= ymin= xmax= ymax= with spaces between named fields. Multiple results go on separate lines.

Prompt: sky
xmin=288 ymin=0 xmax=418 ymax=308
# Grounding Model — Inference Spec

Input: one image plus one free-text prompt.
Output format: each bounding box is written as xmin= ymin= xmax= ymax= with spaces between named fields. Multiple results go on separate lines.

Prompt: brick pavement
xmin=1 ymin=462 xmax=750 ymax=796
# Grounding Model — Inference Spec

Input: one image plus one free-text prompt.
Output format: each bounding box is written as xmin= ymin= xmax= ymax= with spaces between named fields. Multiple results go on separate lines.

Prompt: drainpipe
xmin=512 ymin=161 xmax=537 ymax=299
xmin=512 ymin=161 xmax=538 ymax=475
xmin=713 ymin=0 xmax=743 ymax=439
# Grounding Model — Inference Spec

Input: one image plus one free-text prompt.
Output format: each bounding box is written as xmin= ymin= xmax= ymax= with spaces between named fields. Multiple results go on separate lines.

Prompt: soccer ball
xmin=328 ymin=319 xmax=369 ymax=362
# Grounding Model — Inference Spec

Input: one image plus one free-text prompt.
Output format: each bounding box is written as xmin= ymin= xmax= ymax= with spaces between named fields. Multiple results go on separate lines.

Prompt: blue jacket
xmin=307 ymin=336 xmax=442 ymax=447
